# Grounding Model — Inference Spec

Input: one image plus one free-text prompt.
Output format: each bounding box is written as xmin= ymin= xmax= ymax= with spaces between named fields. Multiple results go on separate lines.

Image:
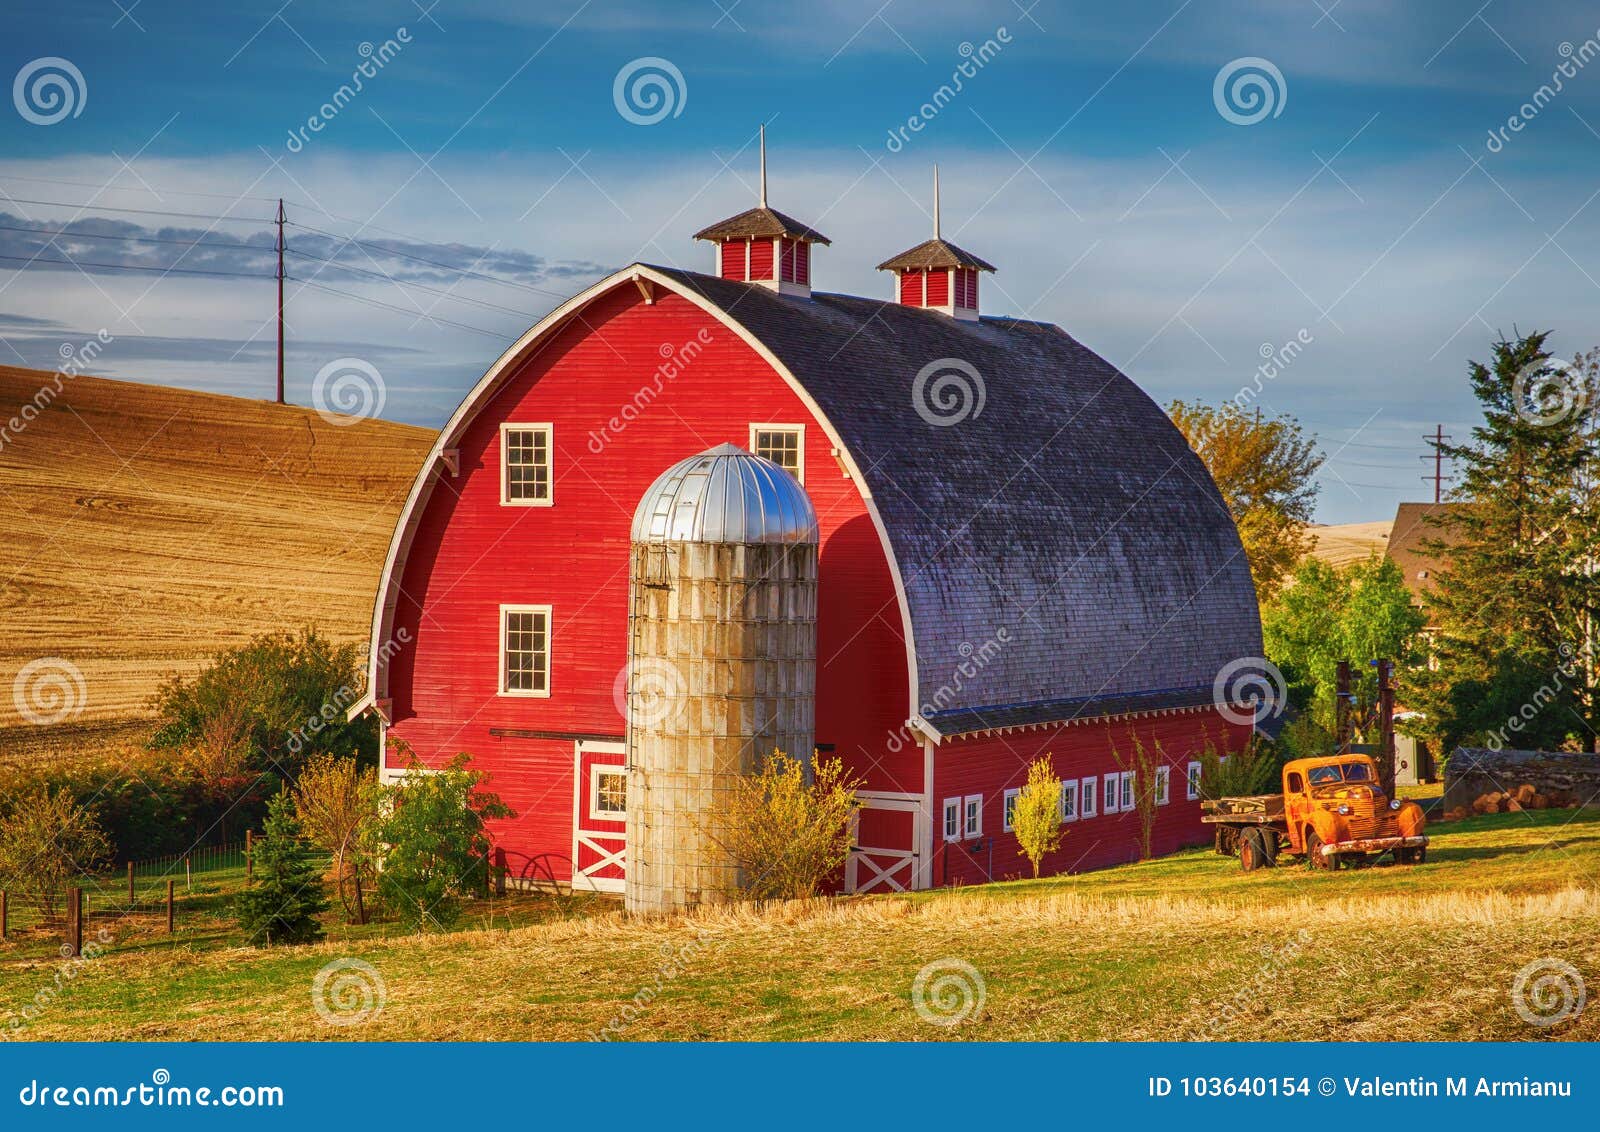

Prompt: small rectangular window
xmin=1060 ymin=778 xmax=1079 ymax=822
xmin=499 ymin=605 xmax=551 ymax=696
xmin=1080 ymin=776 xmax=1097 ymax=818
xmin=942 ymin=797 xmax=961 ymax=842
xmin=1155 ymin=766 xmax=1171 ymax=806
xmin=1119 ymin=770 xmax=1134 ymax=812
xmin=1002 ymin=788 xmax=1020 ymax=832
xmin=1187 ymin=761 xmax=1203 ymax=801
xmin=750 ymin=424 xmax=804 ymax=482
xmin=590 ymin=765 xmax=627 ymax=821
xmin=501 ymin=423 xmax=553 ymax=506
xmin=963 ymin=794 xmax=983 ymax=838
xmin=1104 ymin=775 xmax=1120 ymax=815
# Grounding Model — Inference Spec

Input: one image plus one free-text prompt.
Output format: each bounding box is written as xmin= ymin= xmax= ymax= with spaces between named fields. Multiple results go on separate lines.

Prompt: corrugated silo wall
xmin=625 ymin=540 xmax=818 ymax=915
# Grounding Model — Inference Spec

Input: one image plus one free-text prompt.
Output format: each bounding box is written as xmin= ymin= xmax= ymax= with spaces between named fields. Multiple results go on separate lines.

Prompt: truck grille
xmin=1345 ymin=798 xmax=1380 ymax=839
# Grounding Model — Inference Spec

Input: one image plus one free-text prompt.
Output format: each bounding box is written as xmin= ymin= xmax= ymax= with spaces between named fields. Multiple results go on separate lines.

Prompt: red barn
xmin=353 ymin=160 xmax=1264 ymax=895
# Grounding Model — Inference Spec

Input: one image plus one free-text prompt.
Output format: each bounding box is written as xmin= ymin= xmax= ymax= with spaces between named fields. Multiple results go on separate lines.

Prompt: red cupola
xmin=693 ymin=126 xmax=830 ymax=298
xmin=877 ymin=167 xmax=995 ymax=321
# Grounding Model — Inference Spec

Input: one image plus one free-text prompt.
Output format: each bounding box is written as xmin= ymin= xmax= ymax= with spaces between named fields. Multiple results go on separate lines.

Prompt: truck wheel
xmin=1240 ymin=828 xmax=1267 ymax=872
xmin=1399 ymin=846 xmax=1427 ymax=865
xmin=1259 ymin=829 xmax=1280 ymax=866
xmin=1306 ymin=830 xmax=1338 ymax=871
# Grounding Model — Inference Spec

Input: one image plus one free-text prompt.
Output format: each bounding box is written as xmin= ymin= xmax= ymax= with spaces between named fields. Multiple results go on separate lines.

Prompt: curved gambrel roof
xmin=356 ymin=264 xmax=1261 ymax=740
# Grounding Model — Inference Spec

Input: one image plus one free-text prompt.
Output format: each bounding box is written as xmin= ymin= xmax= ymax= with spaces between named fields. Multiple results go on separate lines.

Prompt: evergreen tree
xmin=1404 ymin=333 xmax=1600 ymax=754
xmin=236 ymin=791 xmax=328 ymax=946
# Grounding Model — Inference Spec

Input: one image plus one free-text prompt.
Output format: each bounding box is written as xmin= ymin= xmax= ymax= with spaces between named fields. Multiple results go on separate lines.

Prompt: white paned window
xmin=1060 ymin=778 xmax=1079 ymax=822
xmin=1187 ymin=761 xmax=1203 ymax=801
xmin=1119 ymin=770 xmax=1134 ymax=812
xmin=750 ymin=424 xmax=804 ymax=482
xmin=501 ymin=423 xmax=553 ymax=505
xmin=590 ymin=766 xmax=627 ymax=821
xmin=963 ymin=794 xmax=983 ymax=838
xmin=1104 ymin=775 xmax=1121 ymax=815
xmin=1002 ymin=788 xmax=1020 ymax=832
xmin=1155 ymin=766 xmax=1171 ymax=806
xmin=499 ymin=605 xmax=551 ymax=696
xmin=1080 ymin=776 xmax=1097 ymax=818
xmin=942 ymin=797 xmax=961 ymax=842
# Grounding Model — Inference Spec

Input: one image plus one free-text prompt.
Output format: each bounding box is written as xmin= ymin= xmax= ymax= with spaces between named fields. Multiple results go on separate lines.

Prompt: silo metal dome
xmin=631 ymin=443 xmax=819 ymax=545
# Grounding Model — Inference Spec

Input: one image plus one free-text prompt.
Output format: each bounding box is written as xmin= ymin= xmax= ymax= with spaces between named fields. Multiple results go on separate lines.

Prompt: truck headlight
xmin=1389 ymin=799 xmax=1401 ymax=811
xmin=1337 ymin=803 xmax=1352 ymax=816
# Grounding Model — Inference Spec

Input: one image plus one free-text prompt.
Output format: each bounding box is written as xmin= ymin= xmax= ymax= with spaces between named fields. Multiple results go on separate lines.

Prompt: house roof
xmin=1385 ymin=502 xmax=1468 ymax=600
xmin=645 ymin=266 xmax=1262 ymax=735
xmin=692 ymin=206 xmax=831 ymax=245
xmin=875 ymin=237 xmax=997 ymax=273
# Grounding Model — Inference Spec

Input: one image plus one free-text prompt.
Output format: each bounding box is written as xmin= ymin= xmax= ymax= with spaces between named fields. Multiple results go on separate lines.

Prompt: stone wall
xmin=1443 ymin=748 xmax=1600 ymax=816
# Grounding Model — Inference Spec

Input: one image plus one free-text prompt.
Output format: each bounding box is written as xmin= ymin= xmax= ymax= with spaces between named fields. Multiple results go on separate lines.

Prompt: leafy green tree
xmin=1405 ymin=333 xmax=1599 ymax=752
xmin=1010 ymin=757 xmax=1064 ymax=877
xmin=235 ymin=791 xmax=328 ymax=946
xmin=1169 ymin=400 xmax=1325 ymax=602
xmin=149 ymin=628 xmax=377 ymax=780
xmin=712 ymin=750 xmax=862 ymax=900
xmin=1263 ymin=555 xmax=1423 ymax=731
xmin=375 ymin=748 xmax=513 ymax=930
xmin=0 ymin=788 xmax=110 ymax=920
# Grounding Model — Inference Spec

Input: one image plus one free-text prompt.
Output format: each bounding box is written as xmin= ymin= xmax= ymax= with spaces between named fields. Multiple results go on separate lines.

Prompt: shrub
xmin=1110 ymin=732 xmax=1166 ymax=860
xmin=0 ymin=788 xmax=110 ymax=920
xmin=375 ymin=748 xmax=512 ymax=931
xmin=1198 ymin=736 xmax=1281 ymax=801
xmin=292 ymin=753 xmax=381 ymax=923
xmin=235 ymin=791 xmax=328 ymax=946
xmin=1011 ymin=756 xmax=1064 ymax=877
xmin=149 ymin=628 xmax=376 ymax=780
xmin=711 ymin=749 xmax=862 ymax=901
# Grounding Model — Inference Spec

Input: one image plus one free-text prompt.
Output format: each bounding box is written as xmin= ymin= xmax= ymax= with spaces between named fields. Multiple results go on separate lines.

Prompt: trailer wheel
xmin=1239 ymin=828 xmax=1268 ymax=872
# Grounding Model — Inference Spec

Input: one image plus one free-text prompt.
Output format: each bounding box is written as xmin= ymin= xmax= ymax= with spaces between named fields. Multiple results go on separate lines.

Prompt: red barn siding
xmin=900 ymin=270 xmax=923 ymax=306
xmin=930 ymin=711 xmax=1252 ymax=885
xmin=385 ymin=283 xmax=918 ymax=884
xmin=719 ymin=239 xmax=748 ymax=280
xmin=748 ymin=238 xmax=775 ymax=282
xmin=796 ymin=241 xmax=810 ymax=285
xmin=925 ymin=269 xmax=949 ymax=307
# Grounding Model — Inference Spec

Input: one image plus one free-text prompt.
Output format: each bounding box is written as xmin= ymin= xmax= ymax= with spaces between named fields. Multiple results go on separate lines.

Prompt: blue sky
xmin=3 ymin=0 xmax=1600 ymax=522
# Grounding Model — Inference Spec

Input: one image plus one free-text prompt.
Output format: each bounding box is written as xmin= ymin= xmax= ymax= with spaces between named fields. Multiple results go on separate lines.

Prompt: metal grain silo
xmin=624 ymin=443 xmax=819 ymax=916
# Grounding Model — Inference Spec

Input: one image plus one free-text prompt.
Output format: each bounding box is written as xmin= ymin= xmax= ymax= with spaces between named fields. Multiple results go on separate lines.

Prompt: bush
xmin=1012 ymin=757 xmax=1064 ymax=877
xmin=235 ymin=791 xmax=327 ymax=946
xmin=1198 ymin=736 xmax=1282 ymax=800
xmin=375 ymin=748 xmax=512 ymax=931
xmin=149 ymin=628 xmax=376 ymax=780
xmin=711 ymin=750 xmax=861 ymax=901
xmin=0 ymin=787 xmax=111 ymax=920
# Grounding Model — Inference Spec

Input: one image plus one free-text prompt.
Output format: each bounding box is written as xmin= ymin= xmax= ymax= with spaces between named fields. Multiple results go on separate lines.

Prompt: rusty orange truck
xmin=1201 ymin=753 xmax=1428 ymax=872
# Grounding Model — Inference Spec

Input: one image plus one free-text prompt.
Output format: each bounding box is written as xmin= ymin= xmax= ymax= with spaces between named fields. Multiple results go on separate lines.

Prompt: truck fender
xmin=1396 ymin=800 xmax=1426 ymax=839
xmin=1309 ymin=809 xmax=1344 ymax=848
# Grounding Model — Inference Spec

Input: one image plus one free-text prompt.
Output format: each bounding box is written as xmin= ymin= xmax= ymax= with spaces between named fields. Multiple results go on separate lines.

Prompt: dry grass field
xmin=2 ymin=809 xmax=1594 ymax=1042
xmin=0 ymin=367 xmax=433 ymax=757
xmin=1303 ymin=520 xmax=1392 ymax=569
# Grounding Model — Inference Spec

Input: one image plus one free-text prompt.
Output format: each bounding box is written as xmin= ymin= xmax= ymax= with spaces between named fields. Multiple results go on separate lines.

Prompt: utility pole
xmin=1421 ymin=424 xmax=1452 ymax=503
xmin=1376 ymin=659 xmax=1396 ymax=795
xmin=1335 ymin=661 xmax=1352 ymax=752
xmin=275 ymin=198 xmax=286 ymax=404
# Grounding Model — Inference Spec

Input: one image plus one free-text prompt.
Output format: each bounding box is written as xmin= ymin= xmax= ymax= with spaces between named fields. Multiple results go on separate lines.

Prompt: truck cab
xmin=1282 ymin=754 xmax=1428 ymax=868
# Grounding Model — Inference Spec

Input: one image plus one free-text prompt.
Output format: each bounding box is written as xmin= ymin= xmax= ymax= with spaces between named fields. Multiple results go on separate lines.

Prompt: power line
xmin=291 ymin=277 xmax=515 ymax=341
xmin=0 ymin=197 xmax=273 ymax=224
xmin=0 ymin=174 xmax=282 ymax=205
xmin=0 ymin=251 xmax=267 ymax=278
xmin=286 ymin=219 xmax=572 ymax=301
xmin=0 ymin=222 xmax=270 ymax=253
xmin=285 ymin=248 xmax=537 ymax=319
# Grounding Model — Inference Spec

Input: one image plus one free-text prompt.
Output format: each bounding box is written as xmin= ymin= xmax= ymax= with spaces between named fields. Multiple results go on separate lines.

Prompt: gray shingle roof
xmin=692 ymin=206 xmax=831 ymax=245
xmin=876 ymin=237 xmax=997 ymax=273
xmin=646 ymin=266 xmax=1263 ymax=735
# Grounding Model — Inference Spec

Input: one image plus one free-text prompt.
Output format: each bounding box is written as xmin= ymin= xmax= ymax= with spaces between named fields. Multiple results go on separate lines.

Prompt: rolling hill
xmin=0 ymin=366 xmax=434 ymax=756
xmin=1303 ymin=519 xmax=1391 ymax=569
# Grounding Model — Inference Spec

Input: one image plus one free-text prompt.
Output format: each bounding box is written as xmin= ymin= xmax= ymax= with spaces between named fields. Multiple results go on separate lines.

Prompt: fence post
xmin=166 ymin=880 xmax=174 ymax=934
xmin=246 ymin=830 xmax=253 ymax=882
xmin=65 ymin=887 xmax=82 ymax=958
xmin=184 ymin=856 xmax=191 ymax=891
xmin=128 ymin=861 xmax=135 ymax=905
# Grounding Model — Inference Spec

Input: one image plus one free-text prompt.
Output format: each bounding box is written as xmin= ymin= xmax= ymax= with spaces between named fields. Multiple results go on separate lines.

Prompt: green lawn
xmin=2 ymin=809 xmax=1596 ymax=1042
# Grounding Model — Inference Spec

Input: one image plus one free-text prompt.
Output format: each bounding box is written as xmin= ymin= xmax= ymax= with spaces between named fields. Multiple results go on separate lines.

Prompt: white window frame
xmin=1104 ymin=774 xmax=1121 ymax=815
xmin=1002 ymin=787 xmax=1020 ymax=833
xmin=588 ymin=763 xmax=627 ymax=823
xmin=963 ymin=794 xmax=983 ymax=839
xmin=1155 ymin=766 xmax=1171 ymax=806
xmin=1186 ymin=760 xmax=1203 ymax=801
xmin=1059 ymin=777 xmax=1079 ymax=822
xmin=749 ymin=423 xmax=805 ymax=483
xmin=1119 ymin=770 xmax=1134 ymax=812
xmin=498 ymin=603 xmax=552 ymax=697
xmin=500 ymin=422 xmax=554 ymax=507
xmin=1080 ymin=775 xmax=1097 ymax=818
xmin=942 ymin=797 xmax=961 ymax=843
